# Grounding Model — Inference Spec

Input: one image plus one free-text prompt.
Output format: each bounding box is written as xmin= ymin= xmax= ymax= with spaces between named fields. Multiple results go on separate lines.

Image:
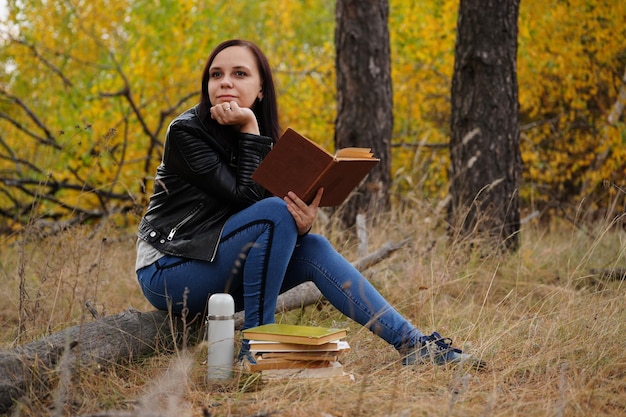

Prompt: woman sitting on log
xmin=135 ymin=39 xmax=482 ymax=368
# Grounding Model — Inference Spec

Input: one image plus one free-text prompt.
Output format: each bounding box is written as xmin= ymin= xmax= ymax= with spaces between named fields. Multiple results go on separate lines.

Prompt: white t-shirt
xmin=135 ymin=238 xmax=166 ymax=271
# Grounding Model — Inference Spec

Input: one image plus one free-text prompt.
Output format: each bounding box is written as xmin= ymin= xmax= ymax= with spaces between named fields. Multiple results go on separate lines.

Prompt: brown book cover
xmin=251 ymin=128 xmax=380 ymax=207
xmin=260 ymin=361 xmax=350 ymax=380
xmin=243 ymin=354 xmax=334 ymax=372
xmin=260 ymin=351 xmax=341 ymax=362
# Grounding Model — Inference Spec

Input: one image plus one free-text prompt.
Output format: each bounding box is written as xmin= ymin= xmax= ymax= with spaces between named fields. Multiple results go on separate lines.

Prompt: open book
xmin=251 ymin=128 xmax=380 ymax=207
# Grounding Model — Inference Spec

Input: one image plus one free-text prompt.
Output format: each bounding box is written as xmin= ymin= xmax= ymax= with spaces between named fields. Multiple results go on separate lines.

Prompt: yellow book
xmin=242 ymin=323 xmax=348 ymax=346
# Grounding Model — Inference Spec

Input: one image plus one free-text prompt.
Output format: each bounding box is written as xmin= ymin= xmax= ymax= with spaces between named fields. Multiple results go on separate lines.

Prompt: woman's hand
xmin=210 ymin=101 xmax=260 ymax=135
xmin=284 ymin=188 xmax=323 ymax=235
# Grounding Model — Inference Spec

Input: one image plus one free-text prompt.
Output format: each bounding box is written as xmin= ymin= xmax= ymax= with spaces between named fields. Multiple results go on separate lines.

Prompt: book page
xmin=335 ymin=147 xmax=374 ymax=159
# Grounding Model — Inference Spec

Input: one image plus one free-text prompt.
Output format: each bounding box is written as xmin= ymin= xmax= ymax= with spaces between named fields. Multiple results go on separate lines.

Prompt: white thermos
xmin=207 ymin=293 xmax=235 ymax=380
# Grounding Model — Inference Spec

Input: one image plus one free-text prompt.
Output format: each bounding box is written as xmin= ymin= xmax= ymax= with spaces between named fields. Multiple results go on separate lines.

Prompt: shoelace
xmin=423 ymin=332 xmax=462 ymax=354
xmin=421 ymin=332 xmax=487 ymax=369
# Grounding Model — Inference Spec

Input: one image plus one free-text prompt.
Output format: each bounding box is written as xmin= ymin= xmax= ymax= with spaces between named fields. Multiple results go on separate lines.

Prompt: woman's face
xmin=208 ymin=46 xmax=264 ymax=109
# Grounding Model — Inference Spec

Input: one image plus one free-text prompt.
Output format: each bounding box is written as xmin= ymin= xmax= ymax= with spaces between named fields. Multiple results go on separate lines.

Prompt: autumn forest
xmin=1 ymin=2 xmax=626 ymax=416
xmin=0 ymin=0 xmax=624 ymax=233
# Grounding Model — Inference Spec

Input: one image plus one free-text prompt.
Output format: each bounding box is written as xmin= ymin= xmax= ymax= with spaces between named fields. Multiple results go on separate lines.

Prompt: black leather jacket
xmin=137 ymin=105 xmax=274 ymax=261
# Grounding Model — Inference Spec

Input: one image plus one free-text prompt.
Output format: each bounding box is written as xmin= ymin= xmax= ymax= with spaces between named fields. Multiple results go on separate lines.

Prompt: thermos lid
xmin=208 ymin=293 xmax=234 ymax=319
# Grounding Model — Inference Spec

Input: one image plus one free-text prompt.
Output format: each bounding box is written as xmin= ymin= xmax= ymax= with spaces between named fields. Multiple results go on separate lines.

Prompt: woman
xmin=136 ymin=39 xmax=480 ymax=367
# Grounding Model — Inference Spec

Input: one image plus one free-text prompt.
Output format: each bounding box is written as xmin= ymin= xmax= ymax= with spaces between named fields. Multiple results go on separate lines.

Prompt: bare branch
xmin=11 ymin=36 xmax=74 ymax=88
xmin=0 ymin=141 xmax=48 ymax=176
xmin=0 ymin=89 xmax=60 ymax=149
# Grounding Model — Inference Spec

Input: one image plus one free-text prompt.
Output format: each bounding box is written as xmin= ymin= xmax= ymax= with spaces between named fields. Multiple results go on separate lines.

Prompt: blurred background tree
xmin=335 ymin=0 xmax=392 ymax=226
xmin=449 ymin=0 xmax=521 ymax=251
xmin=0 ymin=0 xmax=337 ymax=233
xmin=516 ymin=0 xmax=626 ymax=223
xmin=0 ymin=0 xmax=624 ymax=235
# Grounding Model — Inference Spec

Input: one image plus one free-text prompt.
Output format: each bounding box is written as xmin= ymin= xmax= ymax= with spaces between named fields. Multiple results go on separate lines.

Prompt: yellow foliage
xmin=0 ymin=0 xmax=624 ymax=227
xmin=518 ymin=0 xmax=626 ymax=212
xmin=389 ymin=0 xmax=458 ymax=197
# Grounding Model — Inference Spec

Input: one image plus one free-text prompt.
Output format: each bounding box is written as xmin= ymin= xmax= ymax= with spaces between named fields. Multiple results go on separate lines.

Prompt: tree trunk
xmin=0 ymin=310 xmax=188 ymax=414
xmin=448 ymin=0 xmax=522 ymax=251
xmin=0 ymin=239 xmax=407 ymax=413
xmin=335 ymin=0 xmax=392 ymax=226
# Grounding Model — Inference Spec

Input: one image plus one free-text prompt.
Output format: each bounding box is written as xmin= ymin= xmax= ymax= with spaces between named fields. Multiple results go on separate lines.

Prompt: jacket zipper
xmin=167 ymin=204 xmax=203 ymax=241
xmin=209 ymin=223 xmax=226 ymax=262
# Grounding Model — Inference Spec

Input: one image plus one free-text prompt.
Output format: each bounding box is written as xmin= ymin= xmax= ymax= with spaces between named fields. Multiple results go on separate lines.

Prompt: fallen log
xmin=0 ymin=239 xmax=408 ymax=413
xmin=0 ymin=309 xmax=193 ymax=414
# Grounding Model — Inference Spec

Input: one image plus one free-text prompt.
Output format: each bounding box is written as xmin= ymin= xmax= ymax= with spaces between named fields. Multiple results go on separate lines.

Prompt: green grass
xmin=0 ymin=205 xmax=624 ymax=417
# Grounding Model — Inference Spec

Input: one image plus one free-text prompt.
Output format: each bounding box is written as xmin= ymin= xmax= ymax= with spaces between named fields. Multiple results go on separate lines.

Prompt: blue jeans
xmin=137 ymin=197 xmax=423 ymax=351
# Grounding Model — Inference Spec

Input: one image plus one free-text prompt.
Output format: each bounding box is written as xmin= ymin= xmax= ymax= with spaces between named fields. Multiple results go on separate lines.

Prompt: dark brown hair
xmin=199 ymin=39 xmax=280 ymax=141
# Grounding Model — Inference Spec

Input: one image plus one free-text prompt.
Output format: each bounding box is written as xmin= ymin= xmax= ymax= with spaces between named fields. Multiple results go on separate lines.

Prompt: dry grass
xmin=0 ymin=204 xmax=624 ymax=417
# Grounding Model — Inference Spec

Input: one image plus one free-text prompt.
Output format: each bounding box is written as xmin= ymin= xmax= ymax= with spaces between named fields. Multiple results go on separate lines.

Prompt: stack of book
xmin=241 ymin=323 xmax=352 ymax=380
